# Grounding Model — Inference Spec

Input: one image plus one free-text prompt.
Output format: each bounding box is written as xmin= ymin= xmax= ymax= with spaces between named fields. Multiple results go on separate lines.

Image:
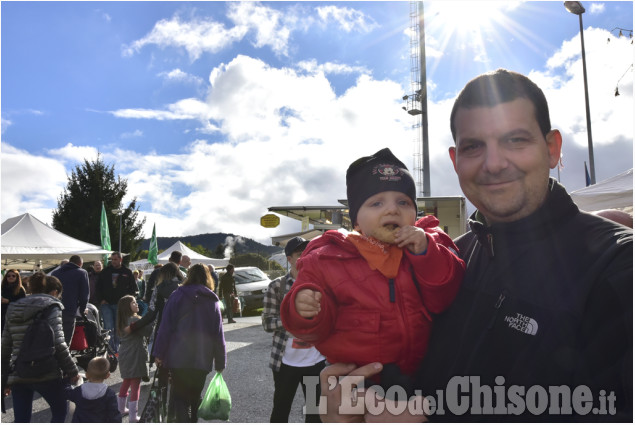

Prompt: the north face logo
xmin=503 ymin=313 xmax=538 ymax=336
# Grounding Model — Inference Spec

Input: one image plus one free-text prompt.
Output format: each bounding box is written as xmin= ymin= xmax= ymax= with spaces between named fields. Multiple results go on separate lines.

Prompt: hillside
xmin=139 ymin=232 xmax=282 ymax=258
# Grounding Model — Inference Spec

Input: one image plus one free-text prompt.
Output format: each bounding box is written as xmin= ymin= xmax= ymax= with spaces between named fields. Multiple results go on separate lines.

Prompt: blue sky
xmin=1 ymin=1 xmax=633 ymax=244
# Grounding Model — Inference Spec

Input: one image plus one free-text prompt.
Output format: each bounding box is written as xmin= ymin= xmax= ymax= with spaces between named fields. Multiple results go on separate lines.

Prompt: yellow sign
xmin=260 ymin=214 xmax=280 ymax=228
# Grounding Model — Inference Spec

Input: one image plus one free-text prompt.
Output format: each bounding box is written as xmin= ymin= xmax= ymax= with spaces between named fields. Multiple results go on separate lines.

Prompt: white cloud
xmin=47 ymin=143 xmax=100 ymax=164
xmin=1 ymin=118 xmax=12 ymax=134
xmin=158 ymin=68 xmax=205 ymax=86
xmin=110 ymin=98 xmax=212 ymax=121
xmin=296 ymin=59 xmax=370 ymax=76
xmin=123 ymin=3 xmax=378 ymax=61
xmin=121 ymin=129 xmax=144 ymax=139
xmin=122 ymin=15 xmax=247 ymax=60
xmin=589 ymin=3 xmax=605 ymax=14
xmin=315 ymin=5 xmax=379 ymax=33
xmin=0 ymin=143 xmax=69 ymax=221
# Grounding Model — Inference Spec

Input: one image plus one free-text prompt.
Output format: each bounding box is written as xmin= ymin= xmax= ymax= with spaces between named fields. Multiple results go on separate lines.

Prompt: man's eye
xmin=459 ymin=143 xmax=480 ymax=154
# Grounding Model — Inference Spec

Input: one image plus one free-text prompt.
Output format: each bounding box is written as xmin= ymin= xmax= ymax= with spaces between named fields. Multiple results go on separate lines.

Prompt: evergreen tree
xmin=52 ymin=155 xmax=146 ymax=261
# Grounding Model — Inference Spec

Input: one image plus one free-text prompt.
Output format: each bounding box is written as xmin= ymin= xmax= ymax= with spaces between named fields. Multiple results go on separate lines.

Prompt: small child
xmin=116 ymin=295 xmax=153 ymax=422
xmin=280 ymin=148 xmax=465 ymax=393
xmin=66 ymin=357 xmax=122 ymax=422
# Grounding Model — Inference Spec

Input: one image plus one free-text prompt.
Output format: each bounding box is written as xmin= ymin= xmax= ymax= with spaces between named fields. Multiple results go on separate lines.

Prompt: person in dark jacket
xmin=52 ymin=254 xmax=89 ymax=345
xmin=66 ymin=356 xmax=121 ymax=423
xmin=1 ymin=272 xmax=80 ymax=422
xmin=87 ymin=261 xmax=103 ymax=306
xmin=218 ymin=264 xmax=237 ymax=323
xmin=96 ymin=252 xmax=137 ymax=353
xmin=153 ymin=263 xmax=226 ymax=423
xmin=1 ymin=269 xmax=26 ymax=332
xmin=319 ymin=69 xmax=633 ymax=422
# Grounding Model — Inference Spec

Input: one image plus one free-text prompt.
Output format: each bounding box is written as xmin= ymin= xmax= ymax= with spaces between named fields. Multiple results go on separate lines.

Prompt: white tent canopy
xmin=1 ymin=213 xmax=112 ymax=270
xmin=130 ymin=240 xmax=229 ymax=272
xmin=570 ymin=168 xmax=633 ymax=212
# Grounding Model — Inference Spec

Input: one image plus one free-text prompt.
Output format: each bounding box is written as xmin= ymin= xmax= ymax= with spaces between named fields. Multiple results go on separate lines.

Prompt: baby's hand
xmin=394 ymin=226 xmax=428 ymax=254
xmin=295 ymin=289 xmax=322 ymax=318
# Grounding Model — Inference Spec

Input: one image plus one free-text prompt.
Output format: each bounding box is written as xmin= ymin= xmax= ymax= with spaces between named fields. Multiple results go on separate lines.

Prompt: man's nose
xmin=483 ymin=144 xmax=508 ymax=174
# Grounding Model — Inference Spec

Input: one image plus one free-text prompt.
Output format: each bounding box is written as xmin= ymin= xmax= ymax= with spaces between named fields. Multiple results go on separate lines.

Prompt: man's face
xmin=94 ymin=261 xmax=103 ymax=272
xmin=110 ymin=255 xmax=122 ymax=269
xmin=449 ymin=98 xmax=561 ymax=224
xmin=287 ymin=251 xmax=304 ymax=278
xmin=182 ymin=256 xmax=191 ymax=268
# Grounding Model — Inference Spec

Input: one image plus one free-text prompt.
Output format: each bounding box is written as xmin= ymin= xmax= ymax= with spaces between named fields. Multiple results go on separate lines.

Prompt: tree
xmin=229 ymin=253 xmax=285 ymax=273
xmin=184 ymin=242 xmax=214 ymax=258
xmin=52 ymin=155 xmax=146 ymax=262
xmin=213 ymin=244 xmax=226 ymax=259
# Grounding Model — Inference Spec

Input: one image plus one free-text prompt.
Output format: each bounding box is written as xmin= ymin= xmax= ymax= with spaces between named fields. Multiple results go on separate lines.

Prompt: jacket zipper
xmin=488 ymin=291 xmax=506 ymax=329
xmin=388 ymin=278 xmax=395 ymax=303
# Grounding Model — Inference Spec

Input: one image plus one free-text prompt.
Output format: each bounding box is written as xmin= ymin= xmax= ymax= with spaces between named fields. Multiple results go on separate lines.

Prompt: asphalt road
xmin=1 ymin=313 xmax=308 ymax=423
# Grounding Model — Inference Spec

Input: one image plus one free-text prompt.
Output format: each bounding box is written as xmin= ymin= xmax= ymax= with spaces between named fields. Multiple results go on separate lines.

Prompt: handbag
xmin=139 ymin=369 xmax=165 ymax=423
xmin=198 ymin=372 xmax=231 ymax=421
xmin=232 ymin=297 xmax=241 ymax=314
xmin=70 ymin=324 xmax=88 ymax=351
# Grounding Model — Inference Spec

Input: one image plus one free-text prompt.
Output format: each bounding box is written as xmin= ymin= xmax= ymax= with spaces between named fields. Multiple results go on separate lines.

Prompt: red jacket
xmin=280 ymin=216 xmax=465 ymax=375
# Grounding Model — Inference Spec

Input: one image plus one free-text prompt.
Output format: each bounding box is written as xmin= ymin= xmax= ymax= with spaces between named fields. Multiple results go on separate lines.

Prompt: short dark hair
xmin=226 ymin=264 xmax=234 ymax=272
xmin=450 ymin=69 xmax=552 ymax=142
xmin=28 ymin=272 xmax=63 ymax=295
xmin=69 ymin=255 xmax=82 ymax=266
xmin=169 ymin=251 xmax=182 ymax=263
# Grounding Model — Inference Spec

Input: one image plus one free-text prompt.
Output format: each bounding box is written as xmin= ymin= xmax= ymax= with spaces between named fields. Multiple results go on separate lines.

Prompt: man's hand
xmin=319 ymin=362 xmax=383 ymax=423
xmin=395 ymin=226 xmax=428 ymax=254
xmin=295 ymin=289 xmax=322 ymax=318
xmin=155 ymin=358 xmax=163 ymax=367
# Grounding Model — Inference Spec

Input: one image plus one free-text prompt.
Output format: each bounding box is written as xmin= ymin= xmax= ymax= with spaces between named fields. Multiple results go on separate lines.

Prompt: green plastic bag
xmin=198 ymin=372 xmax=232 ymax=421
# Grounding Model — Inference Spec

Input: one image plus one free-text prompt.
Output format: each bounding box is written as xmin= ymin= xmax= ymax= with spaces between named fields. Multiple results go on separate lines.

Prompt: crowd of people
xmin=1 ymin=251 xmax=228 ymax=423
xmin=0 ymin=69 xmax=632 ymax=423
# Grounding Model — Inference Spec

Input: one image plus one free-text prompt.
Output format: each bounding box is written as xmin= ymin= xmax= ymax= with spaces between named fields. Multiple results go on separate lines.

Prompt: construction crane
xmin=402 ymin=1 xmax=430 ymax=197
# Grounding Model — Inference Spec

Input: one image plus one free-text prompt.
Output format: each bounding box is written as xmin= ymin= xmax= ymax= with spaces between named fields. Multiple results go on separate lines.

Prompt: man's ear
xmin=546 ymin=130 xmax=563 ymax=169
xmin=449 ymin=146 xmax=458 ymax=172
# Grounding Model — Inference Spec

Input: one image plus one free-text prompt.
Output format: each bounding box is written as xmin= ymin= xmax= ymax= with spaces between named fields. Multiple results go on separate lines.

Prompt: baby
xmin=66 ymin=357 xmax=122 ymax=423
xmin=280 ymin=148 xmax=465 ymax=391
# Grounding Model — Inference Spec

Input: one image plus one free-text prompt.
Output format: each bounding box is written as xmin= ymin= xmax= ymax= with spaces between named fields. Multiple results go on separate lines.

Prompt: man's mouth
xmin=383 ymin=223 xmax=399 ymax=230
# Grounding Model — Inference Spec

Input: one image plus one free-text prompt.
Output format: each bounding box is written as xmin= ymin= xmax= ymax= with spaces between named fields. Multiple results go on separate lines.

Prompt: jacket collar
xmin=468 ymin=178 xmax=579 ymax=257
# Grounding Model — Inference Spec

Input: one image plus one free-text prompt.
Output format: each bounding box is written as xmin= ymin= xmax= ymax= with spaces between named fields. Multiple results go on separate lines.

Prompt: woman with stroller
xmin=153 ymin=264 xmax=226 ymax=422
xmin=1 ymin=270 xmax=26 ymax=332
xmin=1 ymin=272 xmax=80 ymax=422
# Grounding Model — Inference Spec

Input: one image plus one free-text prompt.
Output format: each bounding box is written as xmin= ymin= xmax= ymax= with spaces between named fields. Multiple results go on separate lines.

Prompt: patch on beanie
xmin=374 ymin=163 xmax=406 ymax=181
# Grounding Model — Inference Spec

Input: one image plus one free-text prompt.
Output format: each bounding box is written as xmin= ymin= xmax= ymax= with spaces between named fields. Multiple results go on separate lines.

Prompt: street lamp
xmin=112 ymin=208 xmax=123 ymax=253
xmin=564 ymin=1 xmax=596 ymax=184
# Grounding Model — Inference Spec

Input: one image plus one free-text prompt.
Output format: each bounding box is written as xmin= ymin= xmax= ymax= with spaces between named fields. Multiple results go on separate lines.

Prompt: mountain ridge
xmin=139 ymin=232 xmax=282 ymax=257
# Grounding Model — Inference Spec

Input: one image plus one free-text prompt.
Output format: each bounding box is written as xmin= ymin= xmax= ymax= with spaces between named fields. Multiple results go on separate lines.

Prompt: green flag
xmin=148 ymin=223 xmax=158 ymax=265
xmin=100 ymin=202 xmax=111 ymax=262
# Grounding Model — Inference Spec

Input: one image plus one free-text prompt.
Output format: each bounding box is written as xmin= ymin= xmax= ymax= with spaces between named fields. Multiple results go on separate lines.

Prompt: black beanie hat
xmin=346 ymin=147 xmax=417 ymax=226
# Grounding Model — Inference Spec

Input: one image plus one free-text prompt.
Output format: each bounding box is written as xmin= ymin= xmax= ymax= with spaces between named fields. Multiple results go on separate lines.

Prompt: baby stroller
xmin=70 ymin=303 xmax=118 ymax=373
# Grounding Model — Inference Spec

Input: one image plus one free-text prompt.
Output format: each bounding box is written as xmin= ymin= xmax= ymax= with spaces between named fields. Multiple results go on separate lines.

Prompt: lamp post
xmin=564 ymin=1 xmax=596 ymax=185
xmin=112 ymin=209 xmax=123 ymax=253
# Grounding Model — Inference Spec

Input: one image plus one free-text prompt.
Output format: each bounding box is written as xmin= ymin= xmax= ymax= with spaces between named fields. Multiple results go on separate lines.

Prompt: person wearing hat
xmin=280 ymin=147 xmax=465 ymax=394
xmin=262 ymin=236 xmax=326 ymax=423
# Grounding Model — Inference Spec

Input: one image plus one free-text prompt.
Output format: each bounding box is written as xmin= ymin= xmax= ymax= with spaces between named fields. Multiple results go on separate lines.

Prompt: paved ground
xmin=1 ymin=313 xmax=308 ymax=423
